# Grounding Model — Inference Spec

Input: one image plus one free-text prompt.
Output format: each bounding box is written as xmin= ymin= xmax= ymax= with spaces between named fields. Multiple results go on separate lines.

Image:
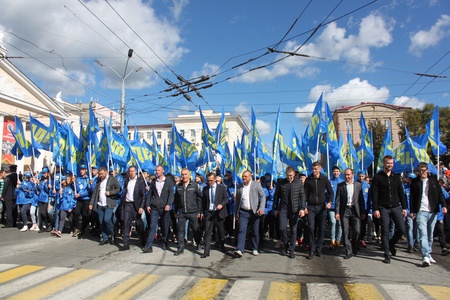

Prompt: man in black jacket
xmin=371 ymin=155 xmax=407 ymax=264
xmin=274 ymin=166 xmax=306 ymax=258
xmin=410 ymin=162 xmax=447 ymax=266
xmin=173 ymin=168 xmax=202 ymax=255
xmin=120 ymin=166 xmax=147 ymax=251
xmin=89 ymin=166 xmax=121 ymax=245
xmin=143 ymin=165 xmax=174 ymax=252
xmin=303 ymin=161 xmax=333 ymax=259
xmin=1 ymin=165 xmax=18 ymax=228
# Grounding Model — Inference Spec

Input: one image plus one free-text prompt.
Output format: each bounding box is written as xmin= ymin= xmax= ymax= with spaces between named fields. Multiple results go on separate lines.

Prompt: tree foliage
xmin=369 ymin=119 xmax=387 ymax=174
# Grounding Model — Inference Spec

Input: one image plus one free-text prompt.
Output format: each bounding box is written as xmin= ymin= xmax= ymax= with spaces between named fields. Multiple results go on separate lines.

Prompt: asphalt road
xmin=0 ymin=225 xmax=449 ymax=299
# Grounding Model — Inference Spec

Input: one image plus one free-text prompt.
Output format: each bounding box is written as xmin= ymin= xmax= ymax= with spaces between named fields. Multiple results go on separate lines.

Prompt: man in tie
xmin=335 ymin=168 xmax=365 ymax=259
xmin=201 ymin=172 xmax=228 ymax=258
xmin=234 ymin=170 xmax=266 ymax=257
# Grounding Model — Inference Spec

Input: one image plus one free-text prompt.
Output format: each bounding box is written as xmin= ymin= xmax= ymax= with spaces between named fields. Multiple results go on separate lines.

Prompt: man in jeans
xmin=410 ymin=162 xmax=447 ymax=266
xmin=371 ymin=155 xmax=407 ymax=264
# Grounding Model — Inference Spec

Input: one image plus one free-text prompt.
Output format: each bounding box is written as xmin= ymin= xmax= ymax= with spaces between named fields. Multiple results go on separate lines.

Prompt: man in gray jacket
xmin=234 ymin=170 xmax=266 ymax=257
xmin=89 ymin=166 xmax=121 ymax=245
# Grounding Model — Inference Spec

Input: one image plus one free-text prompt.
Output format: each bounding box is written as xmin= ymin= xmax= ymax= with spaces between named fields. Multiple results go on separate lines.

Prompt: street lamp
xmin=95 ymin=49 xmax=142 ymax=132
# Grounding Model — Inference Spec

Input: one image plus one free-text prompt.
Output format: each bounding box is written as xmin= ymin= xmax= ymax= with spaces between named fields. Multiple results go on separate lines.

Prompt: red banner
xmin=2 ymin=119 xmax=16 ymax=165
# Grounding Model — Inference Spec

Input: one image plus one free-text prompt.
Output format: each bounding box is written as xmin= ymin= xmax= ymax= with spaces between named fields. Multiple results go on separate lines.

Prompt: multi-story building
xmin=333 ymin=102 xmax=411 ymax=148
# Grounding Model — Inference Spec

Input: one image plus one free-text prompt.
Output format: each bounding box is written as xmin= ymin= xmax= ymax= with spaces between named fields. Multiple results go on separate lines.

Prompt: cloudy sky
xmin=0 ymin=0 xmax=449 ymax=145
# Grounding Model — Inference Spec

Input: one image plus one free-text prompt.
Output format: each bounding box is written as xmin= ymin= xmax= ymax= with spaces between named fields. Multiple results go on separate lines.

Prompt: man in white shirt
xmin=234 ymin=170 xmax=266 ymax=257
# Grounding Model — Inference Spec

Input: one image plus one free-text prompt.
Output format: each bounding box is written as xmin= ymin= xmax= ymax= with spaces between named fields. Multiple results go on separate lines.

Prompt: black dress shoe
xmin=109 ymin=236 xmax=115 ymax=245
xmin=315 ymin=251 xmax=322 ymax=257
xmin=162 ymin=243 xmax=168 ymax=251
xmin=200 ymin=253 xmax=210 ymax=258
xmin=288 ymin=252 xmax=295 ymax=259
xmin=307 ymin=252 xmax=314 ymax=260
xmin=382 ymin=257 xmax=391 ymax=264
xmin=119 ymin=245 xmax=130 ymax=251
xmin=197 ymin=244 xmax=202 ymax=251
xmin=142 ymin=247 xmax=153 ymax=253
xmin=389 ymin=243 xmax=397 ymax=256
xmin=174 ymin=249 xmax=184 ymax=256
xmin=99 ymin=240 xmax=107 ymax=246
xmin=344 ymin=253 xmax=352 ymax=259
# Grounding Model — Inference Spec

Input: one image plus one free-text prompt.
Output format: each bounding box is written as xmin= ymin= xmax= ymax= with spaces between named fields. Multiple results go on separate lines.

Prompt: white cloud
xmin=392 ymin=96 xmax=426 ymax=108
xmin=191 ymin=63 xmax=220 ymax=79
xmin=233 ymin=13 xmax=394 ymax=83
xmin=234 ymin=102 xmax=271 ymax=135
xmin=295 ymin=78 xmax=391 ymax=122
xmin=409 ymin=14 xmax=450 ymax=56
xmin=0 ymin=0 xmax=187 ymax=99
xmin=171 ymin=0 xmax=189 ymax=21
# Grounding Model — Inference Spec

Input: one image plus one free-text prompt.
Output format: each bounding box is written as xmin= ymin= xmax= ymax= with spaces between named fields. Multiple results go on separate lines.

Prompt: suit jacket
xmin=121 ymin=177 xmax=147 ymax=212
xmin=202 ymin=184 xmax=228 ymax=219
xmin=90 ymin=176 xmax=121 ymax=209
xmin=2 ymin=173 xmax=18 ymax=200
xmin=147 ymin=177 xmax=174 ymax=209
xmin=235 ymin=181 xmax=266 ymax=216
xmin=410 ymin=174 xmax=445 ymax=214
xmin=335 ymin=181 xmax=365 ymax=218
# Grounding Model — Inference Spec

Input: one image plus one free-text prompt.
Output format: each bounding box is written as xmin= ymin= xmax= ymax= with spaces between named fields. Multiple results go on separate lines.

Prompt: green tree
xmin=369 ymin=120 xmax=387 ymax=175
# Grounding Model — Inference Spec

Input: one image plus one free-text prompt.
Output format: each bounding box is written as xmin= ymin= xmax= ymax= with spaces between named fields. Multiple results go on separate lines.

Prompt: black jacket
xmin=371 ymin=171 xmax=406 ymax=211
xmin=202 ymin=184 xmax=228 ymax=219
xmin=147 ymin=177 xmax=174 ymax=209
xmin=121 ymin=177 xmax=147 ymax=212
xmin=173 ymin=181 xmax=202 ymax=214
xmin=273 ymin=177 xmax=306 ymax=212
xmin=410 ymin=174 xmax=445 ymax=214
xmin=90 ymin=176 xmax=121 ymax=209
xmin=335 ymin=181 xmax=365 ymax=218
xmin=2 ymin=173 xmax=18 ymax=200
xmin=304 ymin=174 xmax=333 ymax=206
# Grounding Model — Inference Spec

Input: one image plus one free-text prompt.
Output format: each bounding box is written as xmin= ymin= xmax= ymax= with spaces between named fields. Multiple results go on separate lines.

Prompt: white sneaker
xmin=20 ymin=226 xmax=28 ymax=232
xmin=33 ymin=224 xmax=39 ymax=231
xmin=422 ymin=257 xmax=430 ymax=267
xmin=252 ymin=250 xmax=259 ymax=256
xmin=234 ymin=250 xmax=243 ymax=257
xmin=429 ymin=256 xmax=436 ymax=264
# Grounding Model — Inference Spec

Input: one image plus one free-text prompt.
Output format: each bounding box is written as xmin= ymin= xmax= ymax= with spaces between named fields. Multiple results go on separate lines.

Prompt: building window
xmin=146 ymin=132 xmax=151 ymax=140
xmin=345 ymin=120 xmax=352 ymax=130
xmin=180 ymin=130 xmax=185 ymax=137
xmin=157 ymin=131 xmax=162 ymax=139
xmin=384 ymin=119 xmax=390 ymax=127
xmin=398 ymin=119 xmax=403 ymax=127
xmin=191 ymin=129 xmax=196 ymax=138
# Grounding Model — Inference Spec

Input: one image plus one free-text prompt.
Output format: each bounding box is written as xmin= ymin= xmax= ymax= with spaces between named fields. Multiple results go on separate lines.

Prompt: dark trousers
xmin=360 ymin=213 xmax=368 ymax=241
xmin=145 ymin=207 xmax=170 ymax=248
xmin=20 ymin=204 xmax=31 ymax=227
xmin=177 ymin=212 xmax=201 ymax=250
xmin=203 ymin=210 xmax=226 ymax=255
xmin=279 ymin=209 xmax=299 ymax=252
xmin=306 ymin=204 xmax=327 ymax=254
xmin=341 ymin=207 xmax=361 ymax=255
xmin=379 ymin=206 xmax=405 ymax=259
xmin=122 ymin=202 xmax=138 ymax=246
xmin=59 ymin=210 xmax=73 ymax=233
xmin=237 ymin=209 xmax=260 ymax=252
xmin=73 ymin=200 xmax=90 ymax=232
xmin=434 ymin=220 xmax=446 ymax=249
xmin=38 ymin=202 xmax=49 ymax=229
xmin=4 ymin=198 xmax=17 ymax=227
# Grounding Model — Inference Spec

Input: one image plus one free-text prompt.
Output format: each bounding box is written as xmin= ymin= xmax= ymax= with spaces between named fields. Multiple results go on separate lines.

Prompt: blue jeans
xmin=416 ymin=211 xmax=437 ymax=259
xmin=237 ymin=209 xmax=260 ymax=252
xmin=328 ymin=210 xmax=342 ymax=242
xmin=145 ymin=207 xmax=170 ymax=248
xmin=405 ymin=216 xmax=414 ymax=246
xmin=97 ymin=206 xmax=115 ymax=241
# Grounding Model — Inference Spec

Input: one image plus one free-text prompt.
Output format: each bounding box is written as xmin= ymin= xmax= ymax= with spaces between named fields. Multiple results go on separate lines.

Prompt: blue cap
xmin=80 ymin=165 xmax=87 ymax=169
xmin=357 ymin=171 xmax=367 ymax=176
xmin=24 ymin=172 xmax=32 ymax=178
xmin=42 ymin=167 xmax=49 ymax=173
xmin=299 ymin=170 xmax=307 ymax=177
xmin=91 ymin=165 xmax=98 ymax=169
xmin=109 ymin=166 xmax=115 ymax=171
xmin=61 ymin=175 xmax=67 ymax=181
xmin=37 ymin=173 xmax=43 ymax=179
xmin=408 ymin=173 xmax=417 ymax=179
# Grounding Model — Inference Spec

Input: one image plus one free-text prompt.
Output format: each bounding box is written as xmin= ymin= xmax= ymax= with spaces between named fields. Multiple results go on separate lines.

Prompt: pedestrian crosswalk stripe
xmin=135 ymin=275 xmax=196 ymax=299
xmin=225 ymin=279 xmax=265 ymax=300
xmin=345 ymin=283 xmax=384 ymax=300
xmin=0 ymin=264 xmax=19 ymax=272
xmin=420 ymin=285 xmax=450 ymax=300
xmin=0 ymin=267 xmax=72 ymax=298
xmin=0 ymin=265 xmax=44 ymax=284
xmin=381 ymin=284 xmax=427 ymax=300
xmin=307 ymin=283 xmax=342 ymax=300
xmin=94 ymin=273 xmax=159 ymax=300
xmin=181 ymin=278 xmax=228 ymax=300
xmin=267 ymin=282 xmax=301 ymax=300
xmin=7 ymin=269 xmax=101 ymax=300
xmin=46 ymin=271 xmax=131 ymax=300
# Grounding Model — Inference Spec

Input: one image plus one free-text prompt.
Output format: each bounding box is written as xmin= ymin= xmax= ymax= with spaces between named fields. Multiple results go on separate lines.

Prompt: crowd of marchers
xmin=1 ymin=156 xmax=449 ymax=267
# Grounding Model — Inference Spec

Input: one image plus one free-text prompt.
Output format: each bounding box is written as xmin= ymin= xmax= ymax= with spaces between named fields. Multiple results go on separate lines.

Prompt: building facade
xmin=333 ymin=102 xmax=411 ymax=149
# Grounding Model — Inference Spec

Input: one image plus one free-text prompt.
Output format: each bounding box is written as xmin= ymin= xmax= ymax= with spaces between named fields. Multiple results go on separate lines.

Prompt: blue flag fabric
xmin=376 ymin=123 xmax=394 ymax=172
xmin=426 ymin=106 xmax=448 ymax=156
xmin=29 ymin=114 xmax=51 ymax=151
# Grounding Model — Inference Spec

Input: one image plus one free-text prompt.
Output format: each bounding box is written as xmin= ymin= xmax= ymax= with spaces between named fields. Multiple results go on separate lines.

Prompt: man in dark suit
xmin=201 ymin=172 xmax=228 ymax=258
xmin=335 ymin=168 xmax=365 ymax=259
xmin=234 ymin=170 xmax=266 ymax=257
xmin=2 ymin=165 xmax=18 ymax=228
xmin=143 ymin=165 xmax=174 ymax=253
xmin=119 ymin=166 xmax=146 ymax=250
